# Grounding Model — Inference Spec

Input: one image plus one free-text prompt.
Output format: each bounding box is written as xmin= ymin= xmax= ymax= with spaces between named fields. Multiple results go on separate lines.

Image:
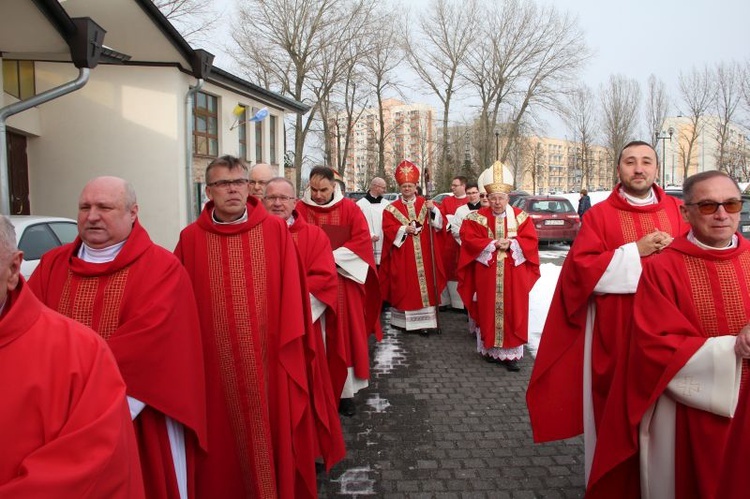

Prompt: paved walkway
xmin=317 ymin=309 xmax=584 ymax=498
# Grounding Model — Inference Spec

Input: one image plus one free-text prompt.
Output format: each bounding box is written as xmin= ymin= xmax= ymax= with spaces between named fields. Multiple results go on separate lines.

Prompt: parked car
xmin=383 ymin=192 xmax=399 ymax=202
xmin=345 ymin=191 xmax=367 ymax=201
xmin=509 ymin=190 xmax=529 ymax=206
xmin=514 ymin=196 xmax=580 ymax=245
xmin=664 ymin=187 xmax=750 ymax=239
xmin=10 ymin=216 xmax=78 ymax=279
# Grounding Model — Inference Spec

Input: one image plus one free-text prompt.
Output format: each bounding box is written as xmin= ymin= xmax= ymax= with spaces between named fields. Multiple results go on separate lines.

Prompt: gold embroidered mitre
xmin=478 ymin=161 xmax=513 ymax=194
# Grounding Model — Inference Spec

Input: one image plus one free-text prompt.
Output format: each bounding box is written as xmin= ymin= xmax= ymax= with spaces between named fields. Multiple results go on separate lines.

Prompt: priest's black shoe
xmin=338 ymin=398 xmax=356 ymax=417
xmin=504 ymin=359 xmax=521 ymax=372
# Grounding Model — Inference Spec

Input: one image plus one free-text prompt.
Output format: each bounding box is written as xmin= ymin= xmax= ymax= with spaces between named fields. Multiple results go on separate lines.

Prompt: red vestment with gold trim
xmin=457 ymin=206 xmax=540 ymax=350
xmin=296 ymin=197 xmax=381 ymax=378
xmin=588 ymin=236 xmax=750 ymax=498
xmin=28 ymin=220 xmax=206 ymax=499
xmin=289 ymin=212 xmax=347 ymax=471
xmin=527 ymin=185 xmax=688 ymax=444
xmin=175 ymin=199 xmax=318 ymax=499
xmin=0 ymin=281 xmax=145 ymax=497
xmin=380 ymin=196 xmax=446 ymax=311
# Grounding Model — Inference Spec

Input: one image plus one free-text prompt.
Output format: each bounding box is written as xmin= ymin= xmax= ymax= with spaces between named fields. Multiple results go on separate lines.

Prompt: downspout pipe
xmin=0 ymin=67 xmax=90 ymax=215
xmin=184 ymin=49 xmax=214 ymax=224
xmin=185 ymin=79 xmax=204 ymax=224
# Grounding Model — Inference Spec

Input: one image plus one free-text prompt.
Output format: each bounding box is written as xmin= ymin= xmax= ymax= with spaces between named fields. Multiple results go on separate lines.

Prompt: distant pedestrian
xmin=578 ymin=189 xmax=592 ymax=218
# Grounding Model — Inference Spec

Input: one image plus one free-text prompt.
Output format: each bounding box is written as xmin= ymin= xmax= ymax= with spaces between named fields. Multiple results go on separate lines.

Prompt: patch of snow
xmin=372 ymin=330 xmax=406 ymax=376
xmin=366 ymin=393 xmax=391 ymax=413
xmin=528 ymin=263 xmax=562 ymax=357
xmin=333 ymin=466 xmax=376 ymax=496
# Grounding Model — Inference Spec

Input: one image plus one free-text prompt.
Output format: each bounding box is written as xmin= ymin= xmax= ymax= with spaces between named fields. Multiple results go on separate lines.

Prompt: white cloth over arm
xmin=333 ymin=247 xmax=369 ymax=284
xmin=593 ymin=242 xmax=642 ymax=294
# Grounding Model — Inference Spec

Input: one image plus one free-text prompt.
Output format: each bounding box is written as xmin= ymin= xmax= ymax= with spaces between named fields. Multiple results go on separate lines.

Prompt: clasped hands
xmin=636 ymin=230 xmax=674 ymax=257
xmin=405 ymin=220 xmax=423 ymax=235
xmin=494 ymin=238 xmax=511 ymax=251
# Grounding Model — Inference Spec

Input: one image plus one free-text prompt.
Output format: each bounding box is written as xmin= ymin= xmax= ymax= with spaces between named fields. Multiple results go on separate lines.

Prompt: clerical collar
xmin=468 ymin=201 xmax=481 ymax=210
xmin=619 ymin=186 xmax=656 ymax=206
xmin=401 ymin=195 xmax=416 ymax=204
xmin=492 ymin=210 xmax=507 ymax=218
xmin=364 ymin=192 xmax=383 ymax=203
xmin=78 ymin=240 xmax=127 ymax=263
xmin=687 ymin=230 xmax=738 ymax=250
xmin=212 ymin=208 xmax=248 ymax=225
xmin=285 ymin=214 xmax=295 ymax=227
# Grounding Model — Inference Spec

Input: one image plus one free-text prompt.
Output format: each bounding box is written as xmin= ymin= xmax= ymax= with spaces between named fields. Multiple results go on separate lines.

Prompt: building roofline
xmin=209 ymin=66 xmax=310 ymax=114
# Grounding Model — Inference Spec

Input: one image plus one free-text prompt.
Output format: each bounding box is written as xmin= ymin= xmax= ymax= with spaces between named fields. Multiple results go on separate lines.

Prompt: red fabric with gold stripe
xmin=175 ymin=199 xmax=317 ymax=499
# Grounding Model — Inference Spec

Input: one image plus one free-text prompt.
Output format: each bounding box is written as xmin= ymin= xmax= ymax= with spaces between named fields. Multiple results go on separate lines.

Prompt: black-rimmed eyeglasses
xmin=207 ymin=179 xmax=249 ymax=189
xmin=685 ymin=200 xmax=743 ymax=215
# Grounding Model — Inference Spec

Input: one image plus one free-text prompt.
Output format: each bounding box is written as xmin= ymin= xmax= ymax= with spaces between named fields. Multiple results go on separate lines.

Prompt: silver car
xmin=10 ymin=216 xmax=78 ymax=279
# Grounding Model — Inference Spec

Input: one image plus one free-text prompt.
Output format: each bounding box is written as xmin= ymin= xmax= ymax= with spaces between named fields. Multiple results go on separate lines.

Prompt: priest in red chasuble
xmin=380 ymin=160 xmax=446 ymax=335
xmin=588 ymin=171 xmax=750 ymax=499
xmin=0 ymin=215 xmax=144 ymax=498
xmin=263 ymin=177 xmax=346 ymax=471
xmin=438 ymin=175 xmax=469 ymax=310
xmin=175 ymin=156 xmax=318 ymax=499
xmin=296 ymin=166 xmax=381 ymax=418
xmin=526 ymin=141 xmax=688 ymax=485
xmin=458 ymin=162 xmax=540 ymax=372
xmin=28 ymin=177 xmax=205 ymax=499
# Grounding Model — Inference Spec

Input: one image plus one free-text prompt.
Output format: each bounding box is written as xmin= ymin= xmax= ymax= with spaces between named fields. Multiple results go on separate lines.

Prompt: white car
xmin=10 ymin=216 xmax=78 ymax=279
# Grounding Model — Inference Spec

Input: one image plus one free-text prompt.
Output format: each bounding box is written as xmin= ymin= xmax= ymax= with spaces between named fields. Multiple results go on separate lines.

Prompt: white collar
xmin=620 ymin=186 xmax=657 ymax=206
xmin=687 ymin=230 xmax=738 ymax=251
xmin=78 ymin=240 xmax=127 ymax=263
xmin=212 ymin=208 xmax=248 ymax=225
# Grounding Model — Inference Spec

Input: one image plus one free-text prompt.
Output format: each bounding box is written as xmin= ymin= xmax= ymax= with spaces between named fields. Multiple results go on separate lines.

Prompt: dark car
xmin=345 ymin=191 xmax=367 ymax=201
xmin=514 ymin=195 xmax=581 ymax=245
xmin=665 ymin=188 xmax=750 ymax=239
xmin=509 ymin=190 xmax=529 ymax=206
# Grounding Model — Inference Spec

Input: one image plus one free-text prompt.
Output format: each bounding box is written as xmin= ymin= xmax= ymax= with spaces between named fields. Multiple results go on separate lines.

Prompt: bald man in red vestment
xmin=380 ymin=160 xmax=446 ymax=335
xmin=263 ymin=177 xmax=346 ymax=471
xmin=28 ymin=177 xmax=204 ymax=499
xmin=527 ymin=141 xmax=688 ymax=485
xmin=175 ymin=156 xmax=318 ymax=498
xmin=296 ymin=166 xmax=381 ymax=417
xmin=0 ymin=215 xmax=144 ymax=498
xmin=588 ymin=172 xmax=750 ymax=498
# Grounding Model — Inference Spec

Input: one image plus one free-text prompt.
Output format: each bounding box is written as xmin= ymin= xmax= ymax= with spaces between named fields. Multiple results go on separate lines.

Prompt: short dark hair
xmin=453 ymin=176 xmax=468 ymax=186
xmin=683 ymin=171 xmax=741 ymax=203
xmin=205 ymin=155 xmax=248 ymax=183
xmin=309 ymin=166 xmax=335 ymax=182
xmin=465 ymin=182 xmax=479 ymax=191
xmin=617 ymin=141 xmax=658 ymax=166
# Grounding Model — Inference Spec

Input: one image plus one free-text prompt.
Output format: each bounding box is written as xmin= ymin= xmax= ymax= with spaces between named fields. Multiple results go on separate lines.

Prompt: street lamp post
xmin=495 ymin=131 xmax=500 ymax=161
xmin=655 ymin=127 xmax=674 ymax=186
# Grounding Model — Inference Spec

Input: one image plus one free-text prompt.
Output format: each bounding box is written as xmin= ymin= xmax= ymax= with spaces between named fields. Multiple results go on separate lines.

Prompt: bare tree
xmin=153 ymin=0 xmax=220 ymax=43
xmin=360 ymin=9 xmax=406 ymax=179
xmin=676 ymin=66 xmax=715 ymax=181
xmin=405 ymin=0 xmax=479 ymax=179
xmin=563 ymin=84 xmax=598 ymax=189
xmin=712 ymin=61 xmax=742 ymax=177
xmin=600 ymin=74 xmax=641 ymax=184
xmin=497 ymin=4 xmax=590 ymax=163
xmin=233 ymin=0 xmax=377 ymax=188
xmin=645 ymin=74 xmax=669 ymax=146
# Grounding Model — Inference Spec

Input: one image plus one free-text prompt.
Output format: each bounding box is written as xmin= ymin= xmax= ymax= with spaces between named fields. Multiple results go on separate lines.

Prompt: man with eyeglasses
xmin=262 ymin=177 xmax=346 ymax=471
xmin=450 ymin=181 xmax=483 ymax=244
xmin=439 ymin=175 xmax=469 ymax=310
xmin=458 ymin=163 xmax=540 ymax=371
xmin=528 ymin=141 xmax=689 ymax=491
xmin=588 ymin=171 xmax=750 ymax=498
xmin=29 ymin=176 xmax=206 ymax=499
xmin=296 ymin=166 xmax=381 ymax=418
xmin=175 ymin=156 xmax=320 ymax=498
xmin=248 ymin=162 xmax=275 ymax=198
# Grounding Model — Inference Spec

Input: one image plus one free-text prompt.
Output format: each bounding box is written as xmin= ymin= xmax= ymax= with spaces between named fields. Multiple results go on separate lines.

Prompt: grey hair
xmin=0 ymin=215 xmax=18 ymax=256
xmin=683 ymin=171 xmax=740 ymax=203
xmin=266 ymin=176 xmax=295 ymax=192
xmin=123 ymin=180 xmax=137 ymax=209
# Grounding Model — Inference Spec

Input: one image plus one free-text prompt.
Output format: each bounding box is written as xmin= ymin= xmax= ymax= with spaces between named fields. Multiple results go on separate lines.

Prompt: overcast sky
xmin=209 ymin=0 xmax=749 ymax=138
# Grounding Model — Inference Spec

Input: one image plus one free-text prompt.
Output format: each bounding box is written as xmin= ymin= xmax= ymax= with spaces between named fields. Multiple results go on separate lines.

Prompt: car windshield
xmin=530 ymin=200 xmax=574 ymax=213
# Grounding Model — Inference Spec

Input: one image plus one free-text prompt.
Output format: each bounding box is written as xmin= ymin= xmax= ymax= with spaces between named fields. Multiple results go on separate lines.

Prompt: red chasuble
xmin=588 ymin=236 xmax=750 ymax=499
xmin=289 ymin=212 xmax=347 ymax=470
xmin=439 ymin=195 xmax=468 ymax=282
xmin=527 ymin=184 xmax=687 ymax=443
xmin=175 ymin=199 xmax=318 ymax=499
xmin=28 ymin=220 xmax=206 ymax=499
xmin=0 ymin=281 xmax=145 ymax=497
xmin=380 ymin=196 xmax=446 ymax=311
xmin=457 ymin=206 xmax=540 ymax=349
xmin=296 ymin=197 xmax=381 ymax=377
